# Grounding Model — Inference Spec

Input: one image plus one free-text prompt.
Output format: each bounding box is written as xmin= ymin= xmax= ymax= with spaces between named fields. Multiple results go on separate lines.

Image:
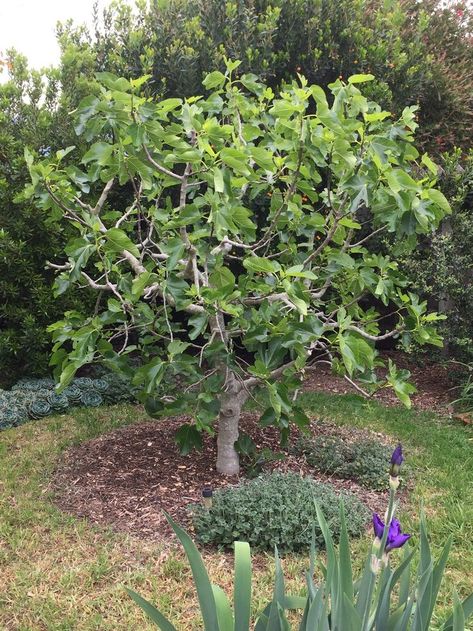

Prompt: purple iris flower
xmin=372 ymin=514 xmax=411 ymax=552
xmin=390 ymin=443 xmax=404 ymax=477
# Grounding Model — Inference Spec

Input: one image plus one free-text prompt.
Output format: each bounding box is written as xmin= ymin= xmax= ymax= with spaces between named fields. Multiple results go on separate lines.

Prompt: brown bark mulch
xmin=52 ymin=414 xmax=395 ymax=542
xmin=52 ymin=351 xmax=448 ymax=542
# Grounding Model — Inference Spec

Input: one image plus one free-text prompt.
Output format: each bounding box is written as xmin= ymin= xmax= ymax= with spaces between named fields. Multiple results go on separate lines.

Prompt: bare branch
xmin=81 ymin=272 xmax=117 ymax=292
xmin=241 ymin=292 xmax=296 ymax=310
xmin=347 ymin=225 xmax=387 ymax=249
xmin=346 ymin=325 xmax=403 ymax=342
xmin=47 ymin=261 xmax=71 ymax=271
xmin=144 ymin=282 xmax=205 ymax=314
xmin=343 ymin=374 xmax=372 ymax=397
xmin=142 ymin=143 xmax=183 ymax=181
xmin=93 ymin=178 xmax=114 ymax=215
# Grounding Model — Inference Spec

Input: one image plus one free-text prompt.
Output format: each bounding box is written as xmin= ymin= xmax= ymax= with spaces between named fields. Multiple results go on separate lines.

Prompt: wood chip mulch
xmin=52 ymin=350 xmax=447 ymax=543
xmin=52 ymin=413 xmax=396 ymax=542
xmin=303 ymin=350 xmax=455 ymax=411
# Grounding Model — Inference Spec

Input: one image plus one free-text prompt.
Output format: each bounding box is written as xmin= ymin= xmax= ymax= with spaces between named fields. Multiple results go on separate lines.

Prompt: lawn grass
xmin=0 ymin=394 xmax=472 ymax=629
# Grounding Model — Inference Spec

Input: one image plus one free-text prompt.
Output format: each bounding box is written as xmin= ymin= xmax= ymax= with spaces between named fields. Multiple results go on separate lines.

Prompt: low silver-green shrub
xmin=192 ymin=472 xmax=369 ymax=553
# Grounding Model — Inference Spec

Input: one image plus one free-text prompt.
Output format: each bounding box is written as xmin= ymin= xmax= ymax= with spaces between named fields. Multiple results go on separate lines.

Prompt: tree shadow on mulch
xmin=52 ymin=413 xmax=397 ymax=542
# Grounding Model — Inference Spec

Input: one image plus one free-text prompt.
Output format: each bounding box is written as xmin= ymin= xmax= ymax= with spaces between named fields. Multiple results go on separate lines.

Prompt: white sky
xmin=0 ymin=0 xmax=120 ymax=82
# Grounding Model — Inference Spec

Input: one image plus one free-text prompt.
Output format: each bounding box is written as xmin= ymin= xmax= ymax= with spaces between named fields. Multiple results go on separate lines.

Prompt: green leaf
xmin=132 ymin=271 xmax=153 ymax=298
xmin=443 ymin=595 xmax=473 ymax=630
xmin=364 ymin=111 xmax=391 ymax=123
xmin=348 ymin=74 xmax=375 ymax=84
xmin=188 ymin=312 xmax=209 ymax=340
xmin=96 ymin=72 xmax=131 ymax=92
xmin=104 ymin=228 xmax=140 ymax=257
xmin=338 ymin=503 xmax=353 ymax=603
xmin=209 ymin=266 xmax=235 ymax=291
xmin=213 ymin=168 xmax=225 ymax=193
xmin=220 ymin=147 xmax=250 ymax=175
xmin=132 ymin=356 xmax=165 ymax=393
xmin=234 ymin=542 xmax=252 ymax=631
xmin=168 ymin=340 xmax=190 ymax=356
xmin=58 ymin=361 xmax=84 ymax=391
xmin=175 ymin=424 xmax=203 ymax=456
xmin=251 ymin=147 xmax=275 ymax=171
xmin=267 ymin=548 xmax=288 ymax=630
xmin=386 ymin=169 xmax=419 ymax=193
xmin=284 ymin=265 xmax=318 ymax=280
xmin=165 ymin=514 xmax=219 ymax=631
xmin=82 ymin=142 xmax=114 ymax=166
xmin=203 ymin=71 xmax=226 ymax=89
xmin=305 ymin=587 xmax=328 ymax=630
xmin=452 ymin=591 xmax=466 ymax=631
xmin=240 ymin=73 xmax=263 ymax=95
xmin=212 ymin=585 xmax=233 ymax=631
xmin=126 ymin=588 xmax=177 ymax=630
xmin=427 ymin=188 xmax=451 ymax=214
xmin=243 ymin=256 xmax=280 ymax=274
xmin=421 ymin=154 xmax=438 ymax=175
xmin=269 ymin=99 xmax=303 ymax=118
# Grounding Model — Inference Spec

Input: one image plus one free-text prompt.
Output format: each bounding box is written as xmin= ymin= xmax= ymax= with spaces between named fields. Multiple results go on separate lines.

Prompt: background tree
xmin=397 ymin=149 xmax=473 ymax=361
xmin=1 ymin=0 xmax=471 ymax=386
xmin=27 ymin=67 xmax=448 ymax=474
xmin=58 ymin=0 xmax=473 ymax=151
xmin=0 ymin=52 xmax=95 ymax=386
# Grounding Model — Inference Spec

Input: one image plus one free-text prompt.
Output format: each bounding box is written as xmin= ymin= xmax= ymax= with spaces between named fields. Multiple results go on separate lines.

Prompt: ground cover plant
xmin=0 ymin=393 xmax=471 ymax=629
xmin=0 ymin=373 xmax=134 ymax=430
xmin=27 ymin=65 xmax=449 ymax=476
xmin=293 ymin=434 xmax=394 ymax=490
xmin=192 ymin=472 xmax=369 ymax=552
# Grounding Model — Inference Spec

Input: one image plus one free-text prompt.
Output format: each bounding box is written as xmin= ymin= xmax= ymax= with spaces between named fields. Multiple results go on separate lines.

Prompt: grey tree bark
xmin=216 ymin=371 xmax=248 ymax=476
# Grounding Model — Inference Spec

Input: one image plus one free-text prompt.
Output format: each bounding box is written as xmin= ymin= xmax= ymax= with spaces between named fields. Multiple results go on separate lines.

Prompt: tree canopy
xmin=26 ymin=64 xmax=449 ymax=473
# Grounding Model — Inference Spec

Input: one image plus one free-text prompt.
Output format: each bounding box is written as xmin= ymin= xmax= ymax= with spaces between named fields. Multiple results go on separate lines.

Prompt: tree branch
xmin=93 ymin=178 xmax=114 ymax=215
xmin=142 ymin=143 xmax=183 ymax=181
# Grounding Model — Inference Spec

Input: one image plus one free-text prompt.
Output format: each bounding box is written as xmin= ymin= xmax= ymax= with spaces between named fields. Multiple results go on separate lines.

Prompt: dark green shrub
xmin=100 ymin=373 xmax=135 ymax=404
xmin=0 ymin=54 xmax=95 ymax=387
xmin=294 ymin=435 xmax=393 ymax=491
xmin=60 ymin=0 xmax=472 ymax=151
xmin=192 ymin=473 xmax=369 ymax=553
xmin=398 ymin=149 xmax=473 ymax=362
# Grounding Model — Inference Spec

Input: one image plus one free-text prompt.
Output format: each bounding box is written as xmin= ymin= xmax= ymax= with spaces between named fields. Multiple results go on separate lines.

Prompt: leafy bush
xmin=294 ymin=435 xmax=394 ymax=490
xmin=192 ymin=473 xmax=369 ymax=553
xmin=2 ymin=0 xmax=471 ymax=387
xmin=398 ymin=149 xmax=473 ymax=362
xmin=61 ymin=0 xmax=473 ymax=151
xmin=0 ymin=54 xmax=94 ymax=387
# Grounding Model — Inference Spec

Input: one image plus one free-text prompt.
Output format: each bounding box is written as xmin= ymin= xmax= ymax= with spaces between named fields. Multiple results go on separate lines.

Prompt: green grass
xmin=0 ymin=394 xmax=472 ymax=629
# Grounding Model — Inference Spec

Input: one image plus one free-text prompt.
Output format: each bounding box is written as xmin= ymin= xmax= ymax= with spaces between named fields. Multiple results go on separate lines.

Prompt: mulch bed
xmin=303 ymin=350 xmax=455 ymax=411
xmin=52 ymin=350 xmax=449 ymax=542
xmin=52 ymin=413 xmax=395 ymax=542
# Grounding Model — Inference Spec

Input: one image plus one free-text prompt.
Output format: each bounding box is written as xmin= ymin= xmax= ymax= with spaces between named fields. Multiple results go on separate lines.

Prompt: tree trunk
xmin=216 ymin=373 xmax=248 ymax=476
